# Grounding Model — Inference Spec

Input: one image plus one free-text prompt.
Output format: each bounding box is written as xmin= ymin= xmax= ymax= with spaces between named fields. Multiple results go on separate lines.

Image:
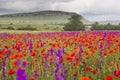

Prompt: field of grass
xmin=0 ymin=23 xmax=64 ymax=31
xmin=0 ymin=31 xmax=120 ymax=80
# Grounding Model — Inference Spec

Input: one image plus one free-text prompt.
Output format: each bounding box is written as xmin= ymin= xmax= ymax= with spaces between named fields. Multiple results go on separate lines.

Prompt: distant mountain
xmin=99 ymin=20 xmax=120 ymax=25
xmin=0 ymin=10 xmax=92 ymax=25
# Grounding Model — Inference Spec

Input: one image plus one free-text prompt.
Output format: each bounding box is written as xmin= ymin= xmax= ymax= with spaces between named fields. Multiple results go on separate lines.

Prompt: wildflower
xmin=79 ymin=76 xmax=91 ymax=80
xmin=114 ymin=70 xmax=120 ymax=78
xmin=22 ymin=61 xmax=28 ymax=67
xmin=105 ymin=75 xmax=113 ymax=80
xmin=8 ymin=69 xmax=14 ymax=75
xmin=29 ymin=39 xmax=33 ymax=53
xmin=34 ymin=69 xmax=39 ymax=78
xmin=79 ymin=45 xmax=83 ymax=61
xmin=86 ymin=66 xmax=91 ymax=71
xmin=92 ymin=69 xmax=98 ymax=75
xmin=54 ymin=49 xmax=67 ymax=80
xmin=16 ymin=67 xmax=28 ymax=80
xmin=17 ymin=44 xmax=20 ymax=52
xmin=40 ymin=40 xmax=43 ymax=47
xmin=15 ymin=59 xmax=21 ymax=67
xmin=29 ymin=77 xmax=35 ymax=80
xmin=31 ymin=51 xmax=36 ymax=57
xmin=2 ymin=59 xmax=6 ymax=79
xmin=66 ymin=55 xmax=73 ymax=62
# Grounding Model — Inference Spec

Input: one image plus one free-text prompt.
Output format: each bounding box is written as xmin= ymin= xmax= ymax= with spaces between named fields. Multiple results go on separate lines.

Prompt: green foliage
xmin=91 ymin=22 xmax=120 ymax=30
xmin=0 ymin=26 xmax=15 ymax=30
xmin=63 ymin=14 xmax=84 ymax=31
xmin=6 ymin=26 xmax=15 ymax=30
xmin=17 ymin=25 xmax=37 ymax=31
xmin=0 ymin=24 xmax=2 ymax=27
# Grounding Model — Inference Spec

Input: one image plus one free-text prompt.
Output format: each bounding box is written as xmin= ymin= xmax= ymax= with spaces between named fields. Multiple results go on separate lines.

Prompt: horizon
xmin=0 ymin=0 xmax=120 ymax=21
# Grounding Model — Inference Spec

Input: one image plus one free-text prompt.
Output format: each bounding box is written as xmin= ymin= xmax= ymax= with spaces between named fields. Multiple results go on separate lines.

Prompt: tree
xmin=63 ymin=14 xmax=84 ymax=31
xmin=91 ymin=22 xmax=101 ymax=30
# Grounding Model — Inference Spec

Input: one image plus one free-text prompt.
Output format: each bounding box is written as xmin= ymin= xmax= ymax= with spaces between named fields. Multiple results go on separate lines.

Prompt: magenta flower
xmin=16 ymin=67 xmax=28 ymax=80
xmin=2 ymin=59 xmax=6 ymax=79
xmin=22 ymin=61 xmax=28 ymax=67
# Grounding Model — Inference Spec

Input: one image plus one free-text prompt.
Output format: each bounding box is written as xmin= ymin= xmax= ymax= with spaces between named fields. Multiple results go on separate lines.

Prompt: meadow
xmin=0 ymin=31 xmax=120 ymax=80
xmin=0 ymin=23 xmax=64 ymax=32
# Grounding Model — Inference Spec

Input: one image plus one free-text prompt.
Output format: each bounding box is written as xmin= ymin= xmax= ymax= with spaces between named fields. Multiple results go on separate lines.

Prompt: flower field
xmin=0 ymin=31 xmax=120 ymax=80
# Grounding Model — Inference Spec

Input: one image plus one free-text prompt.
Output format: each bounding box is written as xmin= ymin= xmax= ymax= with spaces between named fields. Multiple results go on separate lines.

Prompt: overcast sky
xmin=0 ymin=0 xmax=120 ymax=21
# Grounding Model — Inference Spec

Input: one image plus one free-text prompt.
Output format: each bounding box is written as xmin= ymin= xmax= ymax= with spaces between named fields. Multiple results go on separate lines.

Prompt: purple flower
xmin=99 ymin=42 xmax=103 ymax=70
xmin=18 ymin=44 xmax=20 ymax=52
xmin=23 ymin=37 xmax=26 ymax=43
xmin=29 ymin=39 xmax=33 ymax=53
xmin=22 ymin=61 xmax=28 ymax=67
xmin=61 ymin=46 xmax=65 ymax=54
xmin=100 ymin=42 xmax=103 ymax=57
xmin=34 ymin=69 xmax=39 ymax=78
xmin=40 ymin=40 xmax=43 ymax=47
xmin=103 ymin=32 xmax=106 ymax=39
xmin=16 ymin=68 xmax=28 ymax=80
xmin=79 ymin=45 xmax=83 ymax=61
xmin=16 ymin=59 xmax=21 ymax=66
xmin=54 ymin=49 xmax=67 ymax=80
xmin=2 ymin=59 xmax=6 ymax=79
xmin=43 ymin=55 xmax=49 ymax=73
xmin=49 ymin=48 xmax=54 ymax=55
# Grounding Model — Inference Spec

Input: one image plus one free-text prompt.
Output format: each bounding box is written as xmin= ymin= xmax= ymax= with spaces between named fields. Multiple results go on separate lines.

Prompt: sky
xmin=0 ymin=0 xmax=120 ymax=21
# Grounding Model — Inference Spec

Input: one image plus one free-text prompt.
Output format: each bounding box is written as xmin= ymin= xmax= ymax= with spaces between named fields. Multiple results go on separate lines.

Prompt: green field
xmin=0 ymin=23 xmax=64 ymax=31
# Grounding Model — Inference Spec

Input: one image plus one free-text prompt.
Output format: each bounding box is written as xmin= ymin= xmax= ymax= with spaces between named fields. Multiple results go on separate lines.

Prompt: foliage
xmin=17 ymin=25 xmax=37 ymax=31
xmin=6 ymin=26 xmax=15 ymax=30
xmin=63 ymin=14 xmax=84 ymax=31
xmin=0 ymin=24 xmax=2 ymax=27
xmin=0 ymin=26 xmax=15 ymax=30
xmin=91 ymin=22 xmax=120 ymax=30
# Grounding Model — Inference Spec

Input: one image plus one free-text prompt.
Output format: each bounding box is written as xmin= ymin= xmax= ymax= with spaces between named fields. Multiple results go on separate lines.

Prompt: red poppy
xmin=29 ymin=77 xmax=35 ymax=80
xmin=105 ymin=75 xmax=113 ymax=80
xmin=8 ymin=69 xmax=14 ymax=75
xmin=86 ymin=66 xmax=91 ymax=71
xmin=92 ymin=69 xmax=98 ymax=75
xmin=79 ymin=76 xmax=91 ymax=80
xmin=66 ymin=55 xmax=73 ymax=62
xmin=31 ymin=51 xmax=36 ymax=56
xmin=114 ymin=70 xmax=120 ymax=78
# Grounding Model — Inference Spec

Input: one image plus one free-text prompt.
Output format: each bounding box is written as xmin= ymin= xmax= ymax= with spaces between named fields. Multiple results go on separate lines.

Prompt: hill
xmin=0 ymin=10 xmax=92 ymax=25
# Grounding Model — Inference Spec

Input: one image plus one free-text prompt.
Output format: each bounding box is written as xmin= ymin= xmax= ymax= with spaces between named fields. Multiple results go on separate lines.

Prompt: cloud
xmin=0 ymin=0 xmax=120 ymax=21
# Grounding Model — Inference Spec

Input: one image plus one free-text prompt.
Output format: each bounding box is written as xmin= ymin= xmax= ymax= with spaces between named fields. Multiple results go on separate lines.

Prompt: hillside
xmin=0 ymin=10 xmax=92 ymax=25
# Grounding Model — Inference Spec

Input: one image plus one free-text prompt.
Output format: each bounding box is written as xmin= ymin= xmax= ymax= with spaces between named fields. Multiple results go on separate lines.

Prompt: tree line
xmin=63 ymin=14 xmax=120 ymax=31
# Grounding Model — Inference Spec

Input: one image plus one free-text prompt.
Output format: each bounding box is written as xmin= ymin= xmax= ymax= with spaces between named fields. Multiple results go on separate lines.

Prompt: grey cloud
xmin=0 ymin=0 xmax=73 ymax=13
xmin=0 ymin=0 xmax=120 ymax=21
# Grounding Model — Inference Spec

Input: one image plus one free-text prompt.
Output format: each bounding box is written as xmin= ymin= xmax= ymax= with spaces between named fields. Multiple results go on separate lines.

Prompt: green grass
xmin=0 ymin=23 xmax=64 ymax=32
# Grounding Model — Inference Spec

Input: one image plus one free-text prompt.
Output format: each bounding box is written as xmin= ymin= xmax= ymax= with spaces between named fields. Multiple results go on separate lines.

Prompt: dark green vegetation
xmin=91 ymin=22 xmax=120 ymax=30
xmin=63 ymin=14 xmax=84 ymax=31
